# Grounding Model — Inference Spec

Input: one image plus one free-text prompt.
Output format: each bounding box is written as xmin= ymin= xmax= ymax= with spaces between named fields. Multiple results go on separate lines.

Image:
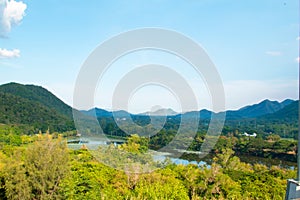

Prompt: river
xmin=67 ymin=138 xmax=296 ymax=170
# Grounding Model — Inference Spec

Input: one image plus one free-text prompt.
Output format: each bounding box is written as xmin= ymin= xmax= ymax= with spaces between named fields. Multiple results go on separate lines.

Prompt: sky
xmin=0 ymin=0 xmax=299 ymax=113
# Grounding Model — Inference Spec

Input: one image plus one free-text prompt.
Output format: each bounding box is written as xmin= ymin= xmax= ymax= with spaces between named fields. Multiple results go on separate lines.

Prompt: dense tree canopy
xmin=0 ymin=133 xmax=296 ymax=199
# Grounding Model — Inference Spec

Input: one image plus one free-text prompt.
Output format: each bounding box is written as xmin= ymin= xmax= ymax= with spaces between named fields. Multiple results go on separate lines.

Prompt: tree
xmin=121 ymin=134 xmax=149 ymax=154
xmin=267 ymin=134 xmax=281 ymax=142
xmin=133 ymin=169 xmax=189 ymax=200
xmin=3 ymin=134 xmax=70 ymax=200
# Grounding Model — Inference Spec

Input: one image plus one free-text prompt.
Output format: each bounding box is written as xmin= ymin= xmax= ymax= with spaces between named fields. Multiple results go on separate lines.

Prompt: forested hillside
xmin=259 ymin=100 xmax=299 ymax=123
xmin=0 ymin=82 xmax=73 ymax=117
xmin=0 ymin=83 xmax=75 ymax=132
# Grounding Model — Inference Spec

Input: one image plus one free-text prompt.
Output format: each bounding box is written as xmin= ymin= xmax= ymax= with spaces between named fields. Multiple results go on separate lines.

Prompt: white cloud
xmin=297 ymin=37 xmax=300 ymax=41
xmin=296 ymin=57 xmax=300 ymax=63
xmin=0 ymin=48 xmax=20 ymax=58
xmin=265 ymin=51 xmax=282 ymax=56
xmin=0 ymin=0 xmax=27 ymax=36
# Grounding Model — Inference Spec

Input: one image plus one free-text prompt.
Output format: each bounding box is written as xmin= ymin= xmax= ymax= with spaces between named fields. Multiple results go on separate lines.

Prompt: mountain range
xmin=0 ymin=82 xmax=298 ymax=132
xmin=84 ymin=99 xmax=297 ymax=120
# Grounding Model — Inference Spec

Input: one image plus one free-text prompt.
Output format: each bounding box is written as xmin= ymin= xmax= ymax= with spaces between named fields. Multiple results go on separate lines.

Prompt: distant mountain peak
xmin=139 ymin=108 xmax=178 ymax=116
xmin=281 ymin=99 xmax=294 ymax=106
xmin=226 ymin=99 xmax=296 ymax=119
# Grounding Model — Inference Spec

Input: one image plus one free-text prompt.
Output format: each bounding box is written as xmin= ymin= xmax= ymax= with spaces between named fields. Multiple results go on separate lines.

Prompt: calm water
xmin=67 ymin=139 xmax=296 ymax=169
xmin=173 ymin=151 xmax=296 ymax=169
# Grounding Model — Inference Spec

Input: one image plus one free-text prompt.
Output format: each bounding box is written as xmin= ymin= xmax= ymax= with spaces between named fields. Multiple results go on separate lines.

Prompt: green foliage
xmin=60 ymin=161 xmax=130 ymax=199
xmin=2 ymin=134 xmax=69 ymax=200
xmin=0 ymin=82 xmax=73 ymax=118
xmin=0 ymin=125 xmax=25 ymax=149
xmin=0 ymin=92 xmax=74 ymax=132
xmin=133 ymin=169 xmax=189 ymax=200
xmin=267 ymin=134 xmax=281 ymax=142
xmin=0 ymin=130 xmax=296 ymax=200
xmin=121 ymin=134 xmax=149 ymax=154
xmin=213 ymin=136 xmax=237 ymax=152
xmin=273 ymin=140 xmax=296 ymax=153
xmin=91 ymin=135 xmax=156 ymax=173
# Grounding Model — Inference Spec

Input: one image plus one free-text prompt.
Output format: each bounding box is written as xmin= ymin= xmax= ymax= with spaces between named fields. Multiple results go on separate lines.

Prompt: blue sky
xmin=0 ymin=0 xmax=299 ymax=112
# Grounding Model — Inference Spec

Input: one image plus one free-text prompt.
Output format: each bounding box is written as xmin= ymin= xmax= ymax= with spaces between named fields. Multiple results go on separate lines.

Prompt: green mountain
xmin=0 ymin=82 xmax=72 ymax=118
xmin=225 ymin=99 xmax=295 ymax=119
xmin=259 ymin=100 xmax=299 ymax=123
xmin=0 ymin=82 xmax=75 ymax=132
xmin=0 ymin=82 xmax=297 ymax=137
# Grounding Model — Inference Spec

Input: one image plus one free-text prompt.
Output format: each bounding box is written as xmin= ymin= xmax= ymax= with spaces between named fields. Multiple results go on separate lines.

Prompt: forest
xmin=0 ymin=125 xmax=297 ymax=200
xmin=0 ymin=83 xmax=298 ymax=199
xmin=96 ymin=114 xmax=298 ymax=163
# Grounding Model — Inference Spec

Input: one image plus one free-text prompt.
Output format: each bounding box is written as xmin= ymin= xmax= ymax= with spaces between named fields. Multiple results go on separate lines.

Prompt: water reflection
xmin=67 ymin=139 xmax=296 ymax=169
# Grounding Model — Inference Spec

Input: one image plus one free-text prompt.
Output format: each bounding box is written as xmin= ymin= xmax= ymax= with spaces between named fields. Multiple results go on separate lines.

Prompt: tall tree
xmin=3 ymin=134 xmax=70 ymax=200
